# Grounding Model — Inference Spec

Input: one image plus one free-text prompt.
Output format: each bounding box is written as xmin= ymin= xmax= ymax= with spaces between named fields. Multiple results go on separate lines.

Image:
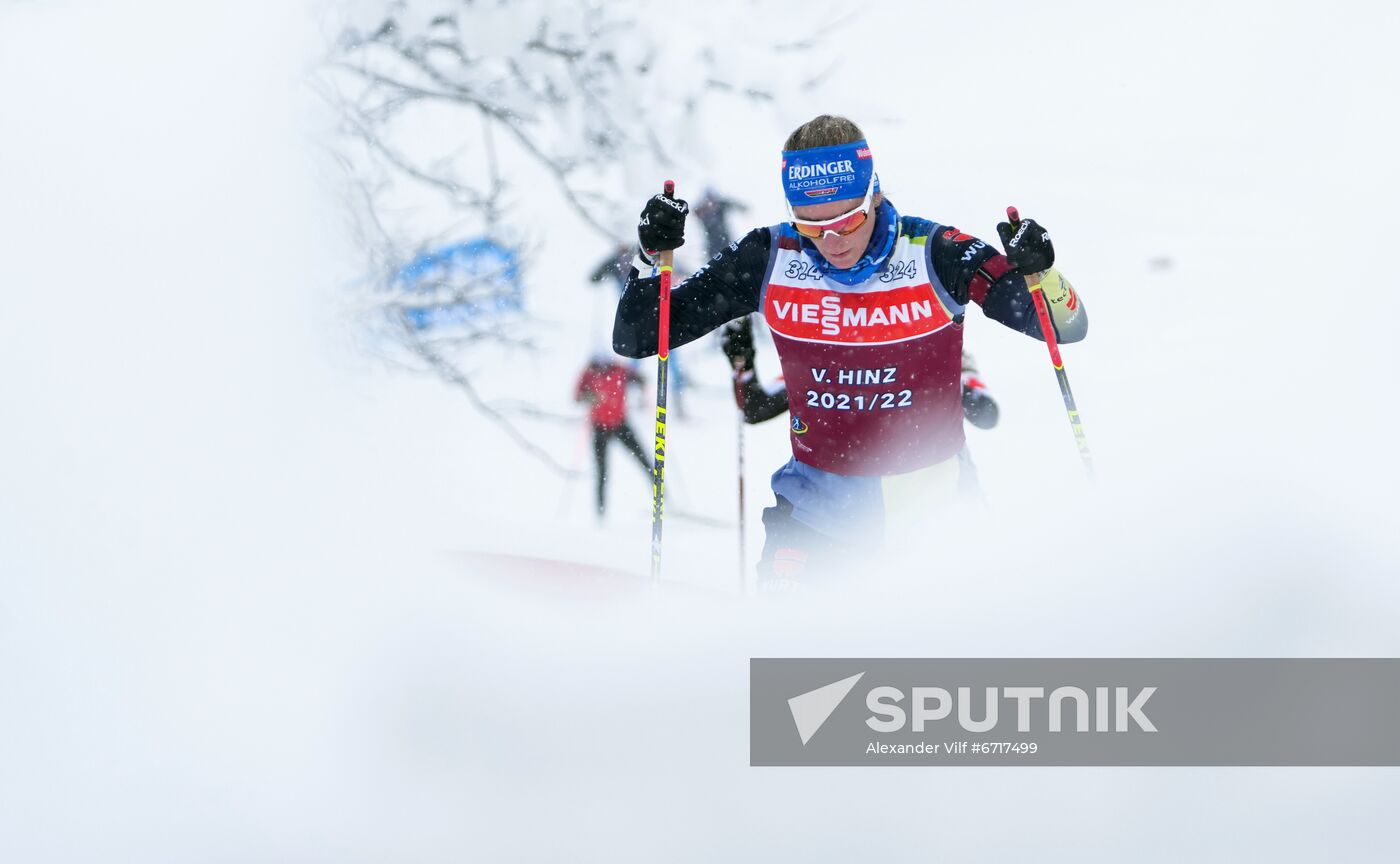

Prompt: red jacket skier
xmin=575 ymin=357 xmax=652 ymax=517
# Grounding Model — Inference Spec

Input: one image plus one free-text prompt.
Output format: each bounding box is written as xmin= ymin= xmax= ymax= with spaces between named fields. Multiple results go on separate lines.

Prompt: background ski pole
xmin=1007 ymin=205 xmax=1094 ymax=477
xmin=650 ymin=180 xmax=676 ymax=582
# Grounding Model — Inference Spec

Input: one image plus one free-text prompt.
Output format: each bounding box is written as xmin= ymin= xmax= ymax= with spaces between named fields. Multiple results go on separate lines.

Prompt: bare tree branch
xmin=320 ymin=2 xmax=834 ymax=473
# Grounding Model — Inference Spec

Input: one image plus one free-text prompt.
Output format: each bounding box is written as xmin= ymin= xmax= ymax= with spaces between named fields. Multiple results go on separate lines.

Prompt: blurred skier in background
xmin=692 ymin=188 xmax=748 ymax=258
xmin=613 ymin=114 xmax=1088 ymax=587
xmin=574 ymin=354 xmax=652 ymax=518
xmin=589 ymin=243 xmax=634 ymax=293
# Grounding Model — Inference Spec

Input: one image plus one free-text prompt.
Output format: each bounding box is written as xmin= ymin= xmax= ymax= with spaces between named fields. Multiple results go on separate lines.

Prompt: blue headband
xmin=781 ymin=139 xmax=875 ymax=207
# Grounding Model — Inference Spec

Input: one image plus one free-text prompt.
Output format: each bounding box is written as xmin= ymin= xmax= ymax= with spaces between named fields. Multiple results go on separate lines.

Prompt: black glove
xmin=995 ymin=214 xmax=1054 ymax=273
xmin=961 ymin=383 xmax=1000 ymax=430
xmin=638 ymin=191 xmax=689 ymax=257
xmin=719 ymin=316 xmax=756 ymax=373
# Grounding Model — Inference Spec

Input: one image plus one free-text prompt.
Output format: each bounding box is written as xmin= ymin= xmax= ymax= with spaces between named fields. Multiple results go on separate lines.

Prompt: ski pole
xmin=650 ymin=180 xmax=676 ymax=582
xmin=736 ymin=404 xmax=747 ymax=594
xmin=1007 ymin=205 xmax=1094 ymax=477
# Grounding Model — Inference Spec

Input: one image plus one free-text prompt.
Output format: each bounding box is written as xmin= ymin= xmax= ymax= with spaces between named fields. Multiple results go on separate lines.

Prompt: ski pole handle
xmin=657 ymin=180 xmax=675 ymax=360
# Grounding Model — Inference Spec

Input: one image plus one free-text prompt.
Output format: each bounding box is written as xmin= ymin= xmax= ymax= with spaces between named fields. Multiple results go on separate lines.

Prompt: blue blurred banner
xmin=392 ymin=238 xmax=522 ymax=331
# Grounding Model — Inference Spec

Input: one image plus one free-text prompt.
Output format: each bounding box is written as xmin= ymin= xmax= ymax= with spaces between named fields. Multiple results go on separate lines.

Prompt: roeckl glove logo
xmin=788 ymin=672 xmax=864 ymax=745
xmin=1009 ymin=221 xmax=1048 ymax=249
xmin=656 ymin=195 xmax=686 ymax=214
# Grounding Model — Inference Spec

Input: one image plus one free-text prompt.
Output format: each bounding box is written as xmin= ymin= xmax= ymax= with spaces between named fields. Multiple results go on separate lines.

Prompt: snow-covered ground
xmin=3 ymin=1 xmax=1399 ymax=860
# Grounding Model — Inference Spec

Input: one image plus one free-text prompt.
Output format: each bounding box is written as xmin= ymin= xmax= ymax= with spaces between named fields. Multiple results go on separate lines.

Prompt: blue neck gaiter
xmin=798 ymin=199 xmax=899 ymax=286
